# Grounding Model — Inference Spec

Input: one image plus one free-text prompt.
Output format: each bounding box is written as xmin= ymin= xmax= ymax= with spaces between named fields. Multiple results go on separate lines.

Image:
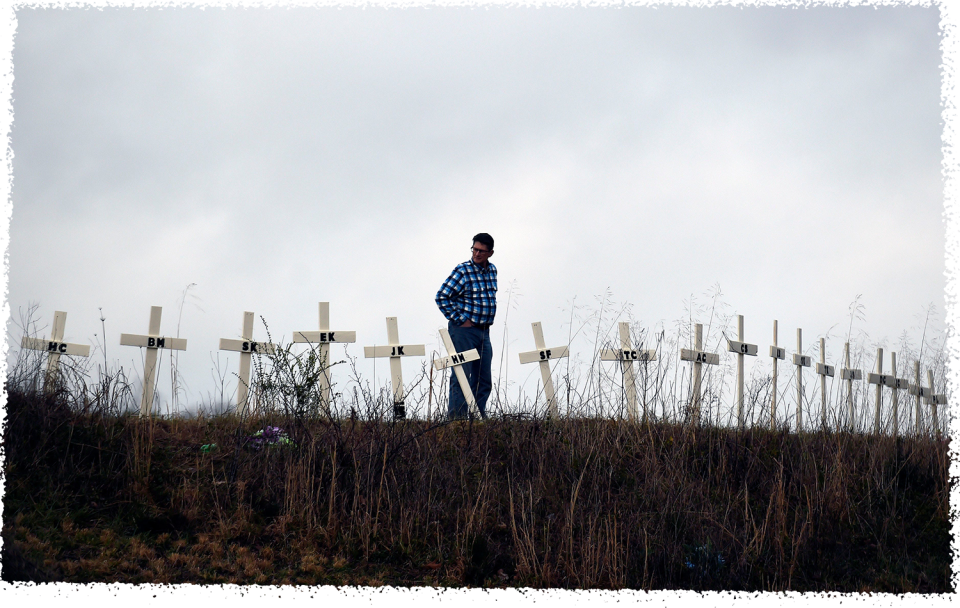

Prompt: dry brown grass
xmin=1 ymin=382 xmax=951 ymax=591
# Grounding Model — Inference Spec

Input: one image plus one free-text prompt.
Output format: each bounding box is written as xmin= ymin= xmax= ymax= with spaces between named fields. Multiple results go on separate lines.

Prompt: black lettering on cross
xmin=396 ymin=346 xmax=404 ymax=356
xmin=156 ymin=338 xmax=166 ymax=349
xmin=47 ymin=341 xmax=58 ymax=352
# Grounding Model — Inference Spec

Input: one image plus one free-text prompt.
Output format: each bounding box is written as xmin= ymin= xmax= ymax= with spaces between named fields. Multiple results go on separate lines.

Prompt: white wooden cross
xmin=769 ymin=320 xmax=786 ymax=430
xmin=909 ymin=361 xmax=926 ymax=435
xmin=363 ymin=316 xmax=425 ymax=419
xmin=518 ymin=322 xmax=569 ymax=419
xmin=725 ymin=314 xmax=757 ymax=428
xmin=815 ymin=338 xmax=835 ymax=428
xmin=792 ymin=328 xmax=812 ymax=431
xmin=434 ymin=328 xmax=481 ymax=418
xmin=20 ymin=310 xmax=91 ymax=388
xmin=866 ymin=348 xmax=894 ymax=435
xmin=120 ymin=306 xmax=187 ymax=418
xmin=219 ymin=311 xmax=277 ymax=417
xmin=680 ymin=323 xmax=719 ymax=426
xmin=600 ymin=322 xmax=656 ymax=422
xmin=293 ymin=302 xmax=356 ymax=415
xmin=840 ymin=342 xmax=862 ymax=431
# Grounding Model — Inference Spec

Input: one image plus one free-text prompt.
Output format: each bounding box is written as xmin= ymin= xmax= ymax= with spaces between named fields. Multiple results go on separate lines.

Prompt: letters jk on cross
xmin=364 ymin=317 xmax=425 ymax=418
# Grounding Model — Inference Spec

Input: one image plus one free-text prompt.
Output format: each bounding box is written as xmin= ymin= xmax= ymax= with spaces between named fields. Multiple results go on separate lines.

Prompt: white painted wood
xmin=870 ymin=348 xmax=883 ymax=435
xmin=363 ymin=317 xmax=426 ymax=408
xmin=600 ymin=348 xmax=656 ymax=362
xmin=795 ymin=328 xmax=804 ymax=431
xmin=219 ymin=311 xmax=278 ymax=417
xmin=364 ymin=344 xmax=428 ymax=358
xmin=682 ymin=323 xmax=718 ymax=426
xmin=518 ymin=322 xmax=569 ymax=418
xmin=292 ymin=302 xmax=355 ymax=414
xmin=21 ymin=336 xmax=91 ymax=358
xmin=726 ymin=315 xmax=756 ymax=429
xmin=599 ymin=322 xmax=657 ymax=421
xmin=433 ymin=349 xmax=481 ymax=369
xmin=912 ymin=361 xmax=923 ymax=435
xmin=292 ymin=331 xmax=357 ymax=344
xmin=219 ymin=339 xmax=278 ymax=355
xmin=727 ymin=341 xmax=759 ymax=356
xmin=680 ymin=349 xmax=720 ymax=365
xmin=818 ymin=338 xmax=828 ymax=428
xmin=437 ymin=328 xmax=480 ymax=418
xmin=120 ymin=334 xmax=188 ymax=350
xmin=842 ymin=342 xmax=858 ymax=430
xmin=519 ymin=346 xmax=570 ymax=365
xmin=771 ymin=320 xmax=780 ymax=430
xmin=890 ymin=352 xmax=899 ymax=436
xmin=927 ymin=369 xmax=942 ymax=437
xmin=120 ymin=306 xmax=188 ymax=418
xmin=20 ymin=311 xmax=92 ymax=391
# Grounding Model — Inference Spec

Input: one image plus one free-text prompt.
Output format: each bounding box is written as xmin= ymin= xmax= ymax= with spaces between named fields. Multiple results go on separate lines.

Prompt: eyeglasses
xmin=471 ymin=247 xmax=492 ymax=255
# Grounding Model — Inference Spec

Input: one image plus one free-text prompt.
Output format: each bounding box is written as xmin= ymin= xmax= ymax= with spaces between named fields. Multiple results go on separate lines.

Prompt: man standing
xmin=436 ymin=233 xmax=497 ymax=420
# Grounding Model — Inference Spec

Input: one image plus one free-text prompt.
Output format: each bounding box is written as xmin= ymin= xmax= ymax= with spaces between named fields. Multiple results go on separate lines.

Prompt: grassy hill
xmin=1 ymin=382 xmax=951 ymax=591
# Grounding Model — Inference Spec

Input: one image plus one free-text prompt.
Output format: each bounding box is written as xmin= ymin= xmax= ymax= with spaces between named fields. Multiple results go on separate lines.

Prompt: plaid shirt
xmin=436 ymin=259 xmax=498 ymax=326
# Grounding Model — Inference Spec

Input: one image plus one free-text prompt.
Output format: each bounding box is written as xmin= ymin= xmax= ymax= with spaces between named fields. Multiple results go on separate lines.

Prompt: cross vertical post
xmin=927 ymin=369 xmax=947 ymax=439
xmin=518 ymin=322 xmax=569 ymax=419
xmin=435 ymin=328 xmax=481 ymax=419
xmin=889 ymin=352 xmax=909 ymax=437
xmin=769 ymin=320 xmax=785 ymax=430
xmin=912 ymin=361 xmax=923 ymax=435
xmin=120 ymin=306 xmax=188 ymax=418
xmin=793 ymin=329 xmax=811 ymax=432
xmin=867 ymin=348 xmax=886 ymax=435
xmin=726 ymin=314 xmax=757 ymax=429
xmin=219 ymin=311 xmax=277 ymax=417
xmin=363 ymin=317 xmax=426 ymax=419
xmin=840 ymin=342 xmax=863 ymax=431
xmin=815 ymin=338 xmax=834 ymax=429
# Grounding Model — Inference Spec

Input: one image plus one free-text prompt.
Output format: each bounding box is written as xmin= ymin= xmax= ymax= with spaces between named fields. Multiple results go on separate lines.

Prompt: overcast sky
xmin=4 ymin=3 xmax=948 ymax=420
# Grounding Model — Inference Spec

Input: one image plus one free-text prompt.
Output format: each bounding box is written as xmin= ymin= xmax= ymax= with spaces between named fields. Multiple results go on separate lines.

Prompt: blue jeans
xmin=447 ymin=320 xmax=493 ymax=420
